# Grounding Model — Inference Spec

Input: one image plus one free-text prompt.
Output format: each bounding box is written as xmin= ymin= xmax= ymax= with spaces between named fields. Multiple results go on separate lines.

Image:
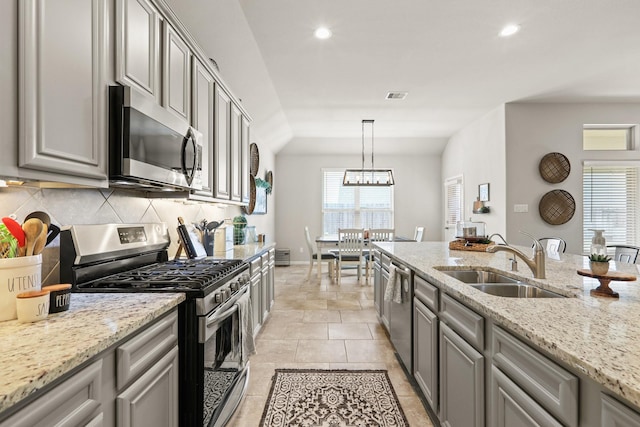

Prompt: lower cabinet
xmin=601 ymin=393 xmax=640 ymax=427
xmin=250 ymin=256 xmax=262 ymax=337
xmin=250 ymin=248 xmax=275 ymax=338
xmin=261 ymin=252 xmax=270 ymax=322
xmin=413 ymin=297 xmax=438 ymax=411
xmin=439 ymin=322 xmax=485 ymax=427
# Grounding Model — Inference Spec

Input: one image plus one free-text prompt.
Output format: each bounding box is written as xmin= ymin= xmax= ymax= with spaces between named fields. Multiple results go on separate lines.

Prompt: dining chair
xmin=330 ymin=228 xmax=365 ymax=284
xmin=414 ymin=226 xmax=425 ymax=242
xmin=535 ymin=237 xmax=567 ymax=254
xmin=607 ymin=245 xmax=640 ymax=264
xmin=304 ymin=226 xmax=337 ymax=281
xmin=365 ymin=229 xmax=395 ymax=283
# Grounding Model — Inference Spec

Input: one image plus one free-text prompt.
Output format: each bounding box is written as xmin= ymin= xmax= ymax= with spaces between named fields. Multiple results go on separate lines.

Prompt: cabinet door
xmin=191 ymin=59 xmax=215 ymax=197
xmin=117 ymin=346 xmax=179 ymax=427
xmin=230 ymin=103 xmax=242 ymax=202
xmin=440 ymin=322 xmax=484 ymax=427
xmin=162 ymin=23 xmax=191 ymax=121
xmin=491 ymin=367 xmax=562 ymax=427
xmin=241 ymin=116 xmax=251 ymax=203
xmin=602 ymin=393 xmax=640 ymax=427
xmin=381 ymin=268 xmax=390 ymax=331
xmin=115 ymin=0 xmax=160 ymax=100
xmin=261 ymin=253 xmax=270 ymax=321
xmin=373 ymin=261 xmax=381 ymax=313
xmin=0 ymin=360 xmax=102 ymax=427
xmin=19 ymin=0 xmax=107 ymax=181
xmin=268 ymin=249 xmax=275 ymax=311
xmin=214 ymin=85 xmax=231 ymax=199
xmin=250 ymin=272 xmax=262 ymax=337
xmin=414 ymin=298 xmax=439 ymax=412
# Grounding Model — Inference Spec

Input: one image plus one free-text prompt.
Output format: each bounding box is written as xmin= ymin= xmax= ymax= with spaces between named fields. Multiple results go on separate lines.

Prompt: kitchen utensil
xmin=24 ymin=211 xmax=51 ymax=226
xmin=177 ymin=217 xmax=207 ymax=259
xmin=32 ymin=223 xmax=48 ymax=255
xmin=204 ymin=220 xmax=224 ymax=256
xmin=45 ymin=224 xmax=61 ymax=246
xmin=22 ymin=218 xmax=44 ymax=257
xmin=2 ymin=217 xmax=25 ymax=248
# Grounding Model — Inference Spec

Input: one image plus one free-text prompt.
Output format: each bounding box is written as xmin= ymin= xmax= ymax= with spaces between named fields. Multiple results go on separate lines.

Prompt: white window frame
xmin=444 ymin=175 xmax=464 ymax=232
xmin=583 ymin=125 xmax=637 ymax=151
xmin=322 ymin=168 xmax=394 ymax=234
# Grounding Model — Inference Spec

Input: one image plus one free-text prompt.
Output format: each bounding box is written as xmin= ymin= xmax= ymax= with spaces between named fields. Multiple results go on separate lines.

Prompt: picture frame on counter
xmin=479 ymin=183 xmax=490 ymax=202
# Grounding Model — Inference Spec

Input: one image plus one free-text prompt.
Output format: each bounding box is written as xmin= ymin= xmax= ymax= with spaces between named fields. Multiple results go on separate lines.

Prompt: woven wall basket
xmin=539 ymin=189 xmax=575 ymax=225
xmin=539 ymin=152 xmax=571 ymax=183
xmin=244 ymin=175 xmax=256 ymax=215
xmin=250 ymin=143 xmax=259 ymax=176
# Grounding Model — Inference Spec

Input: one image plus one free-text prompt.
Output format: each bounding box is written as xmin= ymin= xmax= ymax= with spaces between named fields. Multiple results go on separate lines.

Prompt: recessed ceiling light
xmin=499 ymin=24 xmax=520 ymax=37
xmin=314 ymin=27 xmax=332 ymax=40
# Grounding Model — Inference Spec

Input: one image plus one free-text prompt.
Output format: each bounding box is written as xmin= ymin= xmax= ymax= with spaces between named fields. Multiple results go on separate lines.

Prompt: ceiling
xmin=168 ymin=0 xmax=640 ymax=154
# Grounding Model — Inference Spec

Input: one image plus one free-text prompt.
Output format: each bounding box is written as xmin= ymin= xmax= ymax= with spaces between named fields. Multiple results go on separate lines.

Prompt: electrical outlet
xmin=514 ymin=204 xmax=529 ymax=213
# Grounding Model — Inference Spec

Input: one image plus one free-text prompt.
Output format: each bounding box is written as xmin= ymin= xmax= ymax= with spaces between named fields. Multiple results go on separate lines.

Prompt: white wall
xmin=441 ymin=106 xmax=507 ymax=240
xmin=275 ymin=152 xmax=442 ymax=262
xmin=505 ymin=102 xmax=640 ymax=253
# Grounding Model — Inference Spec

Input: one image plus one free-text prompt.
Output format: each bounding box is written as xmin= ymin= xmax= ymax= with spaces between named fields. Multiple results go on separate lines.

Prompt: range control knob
xmin=214 ymin=292 xmax=223 ymax=303
xmin=222 ymin=289 xmax=231 ymax=300
xmin=230 ymin=281 xmax=239 ymax=291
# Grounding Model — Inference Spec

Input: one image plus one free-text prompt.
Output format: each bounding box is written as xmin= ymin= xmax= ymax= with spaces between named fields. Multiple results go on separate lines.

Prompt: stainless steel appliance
xmin=60 ymin=223 xmax=251 ymax=427
xmin=389 ymin=262 xmax=413 ymax=372
xmin=109 ymin=85 xmax=203 ymax=191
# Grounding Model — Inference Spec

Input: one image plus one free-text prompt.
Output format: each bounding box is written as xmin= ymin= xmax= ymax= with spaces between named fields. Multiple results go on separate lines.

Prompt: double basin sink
xmin=437 ymin=268 xmax=564 ymax=298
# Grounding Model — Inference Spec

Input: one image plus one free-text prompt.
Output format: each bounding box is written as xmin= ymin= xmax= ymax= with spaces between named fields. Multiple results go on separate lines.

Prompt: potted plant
xmin=233 ymin=215 xmax=248 ymax=245
xmin=589 ymin=253 xmax=611 ymax=275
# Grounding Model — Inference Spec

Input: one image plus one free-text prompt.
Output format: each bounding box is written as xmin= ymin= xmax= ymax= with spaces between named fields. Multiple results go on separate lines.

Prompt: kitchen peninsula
xmin=375 ymin=241 xmax=640 ymax=427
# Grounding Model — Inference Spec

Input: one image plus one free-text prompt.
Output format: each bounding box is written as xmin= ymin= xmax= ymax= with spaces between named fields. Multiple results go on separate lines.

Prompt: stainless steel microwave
xmin=109 ymin=85 xmax=203 ymax=191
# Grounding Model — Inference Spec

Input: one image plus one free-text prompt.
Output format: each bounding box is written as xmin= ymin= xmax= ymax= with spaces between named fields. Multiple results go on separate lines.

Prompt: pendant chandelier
xmin=343 ymin=120 xmax=395 ymax=186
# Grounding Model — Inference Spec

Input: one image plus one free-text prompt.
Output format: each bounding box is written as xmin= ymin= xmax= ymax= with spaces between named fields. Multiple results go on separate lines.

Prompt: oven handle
xmin=199 ymin=286 xmax=248 ymax=343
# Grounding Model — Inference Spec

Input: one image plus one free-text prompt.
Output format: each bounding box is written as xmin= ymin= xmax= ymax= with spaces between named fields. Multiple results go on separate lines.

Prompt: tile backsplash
xmin=0 ymin=187 xmax=243 ymax=284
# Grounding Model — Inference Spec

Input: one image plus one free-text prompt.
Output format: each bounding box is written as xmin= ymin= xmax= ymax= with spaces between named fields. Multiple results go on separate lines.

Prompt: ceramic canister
xmin=43 ymin=284 xmax=72 ymax=313
xmin=16 ymin=289 xmax=50 ymax=323
xmin=0 ymin=254 xmax=42 ymax=321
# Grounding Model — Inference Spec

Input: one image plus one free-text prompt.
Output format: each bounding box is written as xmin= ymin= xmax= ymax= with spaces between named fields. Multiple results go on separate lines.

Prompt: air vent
xmin=385 ymin=92 xmax=408 ymax=100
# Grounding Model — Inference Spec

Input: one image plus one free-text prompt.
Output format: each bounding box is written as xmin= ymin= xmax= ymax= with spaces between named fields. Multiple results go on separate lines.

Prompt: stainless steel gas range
xmin=60 ymin=223 xmax=251 ymax=427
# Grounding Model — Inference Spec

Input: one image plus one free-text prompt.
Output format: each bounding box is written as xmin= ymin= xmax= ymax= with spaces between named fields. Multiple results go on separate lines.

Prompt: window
xmin=583 ymin=164 xmax=638 ymax=254
xmin=583 ymin=126 xmax=635 ymax=150
xmin=444 ymin=175 xmax=463 ymax=230
xmin=322 ymin=169 xmax=394 ymax=234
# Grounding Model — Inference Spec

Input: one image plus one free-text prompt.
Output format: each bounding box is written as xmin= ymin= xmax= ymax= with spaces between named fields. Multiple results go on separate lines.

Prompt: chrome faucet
xmin=486 ymin=232 xmax=546 ymax=279
xmin=488 ymin=233 xmax=508 ymax=245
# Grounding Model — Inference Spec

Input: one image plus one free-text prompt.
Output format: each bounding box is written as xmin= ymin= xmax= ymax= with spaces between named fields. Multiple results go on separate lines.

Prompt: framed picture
xmin=253 ymin=187 xmax=267 ymax=214
xmin=479 ymin=183 xmax=490 ymax=202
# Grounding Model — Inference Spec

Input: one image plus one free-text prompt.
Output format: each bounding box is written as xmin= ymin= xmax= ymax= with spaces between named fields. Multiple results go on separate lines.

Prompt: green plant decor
xmin=233 ymin=215 xmax=248 ymax=245
xmin=588 ymin=254 xmax=611 ymax=263
xmin=0 ymin=224 xmax=18 ymax=258
xmin=255 ymin=177 xmax=272 ymax=195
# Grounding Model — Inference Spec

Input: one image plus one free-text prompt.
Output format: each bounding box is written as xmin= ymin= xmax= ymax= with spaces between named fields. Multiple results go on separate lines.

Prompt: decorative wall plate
xmin=539 ymin=152 xmax=571 ymax=183
xmin=250 ymin=143 xmax=259 ymax=176
xmin=244 ymin=175 xmax=256 ymax=215
xmin=539 ymin=189 xmax=575 ymax=225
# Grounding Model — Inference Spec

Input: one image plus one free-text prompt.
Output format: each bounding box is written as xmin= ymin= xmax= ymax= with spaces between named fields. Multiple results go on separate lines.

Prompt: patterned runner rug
xmin=260 ymin=369 xmax=409 ymax=427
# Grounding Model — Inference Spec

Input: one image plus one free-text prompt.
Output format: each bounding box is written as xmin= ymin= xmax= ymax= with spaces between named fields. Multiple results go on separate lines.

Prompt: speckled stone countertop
xmin=213 ymin=242 xmax=276 ymax=261
xmin=0 ymin=292 xmax=185 ymax=414
xmin=375 ymin=241 xmax=640 ymax=408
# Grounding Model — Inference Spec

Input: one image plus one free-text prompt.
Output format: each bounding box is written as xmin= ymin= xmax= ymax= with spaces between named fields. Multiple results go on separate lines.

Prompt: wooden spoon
xmin=32 ymin=223 xmax=48 ymax=255
xmin=22 ymin=218 xmax=43 ymax=257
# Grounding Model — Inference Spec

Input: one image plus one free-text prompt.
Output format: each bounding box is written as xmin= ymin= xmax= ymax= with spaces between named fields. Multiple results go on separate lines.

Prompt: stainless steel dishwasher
xmin=389 ymin=261 xmax=413 ymax=372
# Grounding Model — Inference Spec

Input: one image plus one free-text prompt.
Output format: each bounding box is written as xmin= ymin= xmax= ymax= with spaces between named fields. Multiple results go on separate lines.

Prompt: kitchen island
xmin=0 ymin=292 xmax=185 ymax=421
xmin=375 ymin=241 xmax=640 ymax=426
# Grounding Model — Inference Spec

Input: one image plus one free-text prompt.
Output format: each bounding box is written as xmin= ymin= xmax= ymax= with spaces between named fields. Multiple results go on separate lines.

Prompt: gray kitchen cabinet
xmin=381 ymin=266 xmax=391 ymax=330
xmin=414 ymin=296 xmax=439 ymax=411
xmin=241 ymin=116 xmax=251 ymax=203
xmin=261 ymin=252 xmax=270 ymax=321
xmin=439 ymin=322 xmax=484 ymax=427
xmin=214 ymin=84 xmax=231 ymax=199
xmin=0 ymin=359 xmax=103 ymax=427
xmin=250 ymin=256 xmax=262 ymax=337
xmin=373 ymin=252 xmax=382 ymax=314
xmin=601 ymin=393 xmax=640 ymax=427
xmin=230 ymin=103 xmax=243 ymax=202
xmin=267 ymin=248 xmax=275 ymax=311
xmin=492 ymin=366 xmax=562 ymax=427
xmin=17 ymin=0 xmax=108 ymax=185
xmin=190 ymin=58 xmax=215 ymax=198
xmin=162 ymin=23 xmax=191 ymax=121
xmin=116 ymin=346 xmax=179 ymax=427
xmin=115 ymin=0 xmax=161 ymax=101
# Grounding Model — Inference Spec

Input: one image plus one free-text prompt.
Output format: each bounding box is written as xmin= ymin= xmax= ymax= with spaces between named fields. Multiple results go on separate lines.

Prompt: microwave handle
xmin=181 ymin=129 xmax=197 ymax=186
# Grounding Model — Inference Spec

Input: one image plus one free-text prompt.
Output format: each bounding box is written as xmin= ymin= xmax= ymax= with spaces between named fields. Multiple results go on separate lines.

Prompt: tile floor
xmin=226 ymin=264 xmax=434 ymax=426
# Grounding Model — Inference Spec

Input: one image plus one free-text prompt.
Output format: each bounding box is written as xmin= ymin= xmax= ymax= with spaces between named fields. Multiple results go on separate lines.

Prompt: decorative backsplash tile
xmin=0 ymin=187 xmax=242 ymax=284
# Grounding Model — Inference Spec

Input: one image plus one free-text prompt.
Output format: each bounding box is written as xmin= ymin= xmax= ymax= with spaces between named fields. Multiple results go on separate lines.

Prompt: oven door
xmin=200 ymin=287 xmax=250 ymax=427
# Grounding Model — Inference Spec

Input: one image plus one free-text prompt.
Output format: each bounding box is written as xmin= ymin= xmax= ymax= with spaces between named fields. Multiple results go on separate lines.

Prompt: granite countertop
xmin=0 ymin=292 xmax=185 ymax=414
xmin=375 ymin=241 xmax=640 ymax=408
xmin=214 ymin=242 xmax=276 ymax=261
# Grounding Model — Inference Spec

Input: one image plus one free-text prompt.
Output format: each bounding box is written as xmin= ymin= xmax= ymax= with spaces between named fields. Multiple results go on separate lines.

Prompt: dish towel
xmin=384 ymin=264 xmax=403 ymax=304
xmin=236 ymin=291 xmax=256 ymax=365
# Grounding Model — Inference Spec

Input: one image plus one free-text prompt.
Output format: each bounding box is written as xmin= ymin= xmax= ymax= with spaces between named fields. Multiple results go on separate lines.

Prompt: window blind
xmin=444 ymin=176 xmax=463 ymax=228
xmin=583 ymin=166 xmax=638 ymax=254
xmin=322 ymin=169 xmax=394 ymax=234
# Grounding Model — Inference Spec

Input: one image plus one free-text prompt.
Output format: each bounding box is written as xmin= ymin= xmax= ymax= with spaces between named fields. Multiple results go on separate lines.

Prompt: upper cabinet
xmin=230 ymin=103 xmax=242 ymax=202
xmin=162 ymin=23 xmax=191 ymax=121
xmin=115 ymin=0 xmax=161 ymax=101
xmin=241 ymin=116 xmax=250 ymax=203
xmin=191 ymin=59 xmax=215 ymax=198
xmin=214 ymin=85 xmax=231 ymax=200
xmin=16 ymin=0 xmax=108 ymax=185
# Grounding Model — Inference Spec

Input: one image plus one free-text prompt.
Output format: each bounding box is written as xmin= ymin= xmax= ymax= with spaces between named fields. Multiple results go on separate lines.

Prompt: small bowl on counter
xmin=16 ymin=289 xmax=50 ymax=323
xmin=42 ymin=284 xmax=72 ymax=313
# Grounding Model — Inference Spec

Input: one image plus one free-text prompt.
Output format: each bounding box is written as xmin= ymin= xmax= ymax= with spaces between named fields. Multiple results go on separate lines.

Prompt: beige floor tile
xmin=345 ymin=339 xmax=397 ymax=363
xmin=285 ymin=322 xmax=329 ymax=339
xmin=329 ymin=362 xmax=387 ymax=370
xmin=272 ymin=298 xmax=328 ymax=310
xmin=273 ymin=362 xmax=332 ymax=370
xmin=328 ymin=323 xmax=373 ymax=340
xmin=250 ymin=339 xmax=298 ymax=363
xmin=359 ymin=299 xmax=375 ymax=309
xmin=303 ymin=310 xmax=342 ymax=323
xmin=398 ymin=394 xmax=435 ymax=426
xmin=368 ymin=322 xmax=389 ymax=340
xmin=327 ymin=299 xmax=363 ymax=310
xmin=225 ymin=395 xmax=266 ymax=427
xmin=305 ymin=291 xmax=338 ymax=300
xmin=340 ymin=309 xmax=380 ymax=323
xmin=295 ymin=339 xmax=347 ymax=363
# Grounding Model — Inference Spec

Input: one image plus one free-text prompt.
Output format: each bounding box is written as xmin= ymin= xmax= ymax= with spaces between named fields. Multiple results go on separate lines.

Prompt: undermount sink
xmin=437 ymin=268 xmax=565 ymax=298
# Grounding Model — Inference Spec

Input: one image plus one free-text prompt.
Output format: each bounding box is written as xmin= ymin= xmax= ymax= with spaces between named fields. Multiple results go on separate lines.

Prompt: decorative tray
xmin=449 ymin=239 xmax=495 ymax=252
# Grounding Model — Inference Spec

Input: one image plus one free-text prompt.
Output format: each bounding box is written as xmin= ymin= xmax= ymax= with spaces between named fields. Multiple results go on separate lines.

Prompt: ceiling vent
xmin=385 ymin=92 xmax=408 ymax=100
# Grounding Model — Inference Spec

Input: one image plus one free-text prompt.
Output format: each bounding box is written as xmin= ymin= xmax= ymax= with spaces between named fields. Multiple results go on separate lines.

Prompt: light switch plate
xmin=514 ymin=204 xmax=529 ymax=213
